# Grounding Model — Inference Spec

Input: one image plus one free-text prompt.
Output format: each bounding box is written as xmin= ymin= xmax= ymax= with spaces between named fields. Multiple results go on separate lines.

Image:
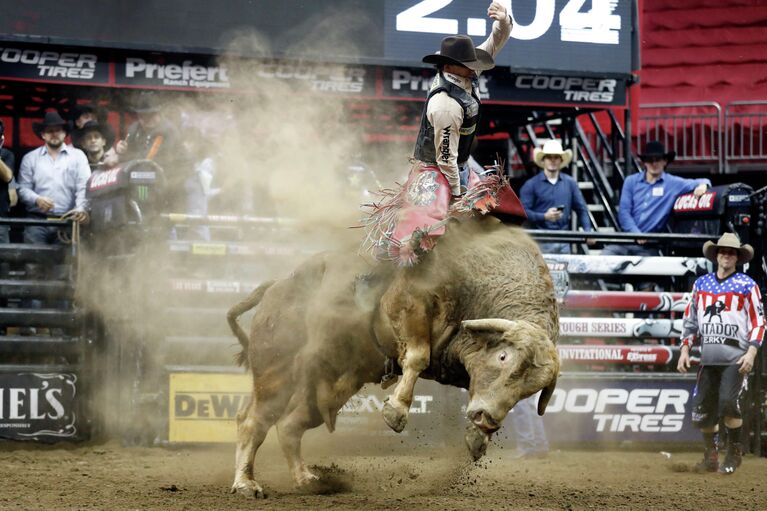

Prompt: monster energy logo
xmin=136 ymin=186 xmax=149 ymax=201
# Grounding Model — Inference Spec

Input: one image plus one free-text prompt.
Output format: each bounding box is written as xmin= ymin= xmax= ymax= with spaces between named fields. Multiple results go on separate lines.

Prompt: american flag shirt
xmin=682 ymin=272 xmax=765 ymax=365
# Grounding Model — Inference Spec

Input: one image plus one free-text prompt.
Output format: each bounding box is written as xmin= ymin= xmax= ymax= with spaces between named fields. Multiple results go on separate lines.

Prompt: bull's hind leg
xmin=381 ymin=291 xmax=430 ymax=433
xmin=230 ymin=398 xmax=272 ymax=498
xmin=231 ymin=386 xmax=291 ymax=498
xmin=276 ymin=396 xmax=322 ymax=486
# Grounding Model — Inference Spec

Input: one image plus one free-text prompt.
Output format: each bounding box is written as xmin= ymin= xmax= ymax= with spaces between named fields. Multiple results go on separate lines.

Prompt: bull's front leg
xmin=382 ymin=295 xmax=430 ymax=433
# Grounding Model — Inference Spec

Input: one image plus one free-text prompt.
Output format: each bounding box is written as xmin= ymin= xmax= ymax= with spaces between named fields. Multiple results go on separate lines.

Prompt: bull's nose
xmin=468 ymin=409 xmax=500 ymax=434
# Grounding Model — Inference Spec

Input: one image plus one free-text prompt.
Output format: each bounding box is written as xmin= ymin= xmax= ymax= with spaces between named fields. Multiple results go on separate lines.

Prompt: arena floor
xmin=1 ymin=436 xmax=765 ymax=511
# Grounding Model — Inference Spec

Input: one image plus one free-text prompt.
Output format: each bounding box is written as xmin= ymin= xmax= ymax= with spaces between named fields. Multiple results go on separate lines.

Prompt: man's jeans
xmin=509 ymin=394 xmax=549 ymax=455
xmin=24 ymin=224 xmax=67 ymax=310
xmin=24 ymin=224 xmax=63 ymax=245
xmin=538 ymin=242 xmax=571 ymax=254
xmin=601 ymin=243 xmax=658 ymax=257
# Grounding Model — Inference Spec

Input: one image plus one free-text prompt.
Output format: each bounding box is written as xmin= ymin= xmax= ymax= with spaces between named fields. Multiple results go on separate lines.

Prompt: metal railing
xmin=637 ymin=102 xmax=723 ymax=172
xmin=725 ymin=101 xmax=767 ymax=164
xmin=632 ymin=100 xmax=767 ymax=174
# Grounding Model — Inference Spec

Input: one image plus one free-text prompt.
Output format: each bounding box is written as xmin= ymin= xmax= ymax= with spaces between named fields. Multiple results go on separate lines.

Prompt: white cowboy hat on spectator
xmin=533 ymin=140 xmax=573 ymax=170
xmin=702 ymin=232 xmax=753 ymax=264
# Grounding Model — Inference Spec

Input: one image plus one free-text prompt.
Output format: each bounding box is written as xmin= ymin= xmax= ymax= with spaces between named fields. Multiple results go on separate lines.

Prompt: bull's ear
xmin=537 ymin=375 xmax=557 ymax=416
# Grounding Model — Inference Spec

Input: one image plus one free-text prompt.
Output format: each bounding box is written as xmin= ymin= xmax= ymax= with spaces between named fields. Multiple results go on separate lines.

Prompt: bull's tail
xmin=227 ymin=280 xmax=275 ymax=367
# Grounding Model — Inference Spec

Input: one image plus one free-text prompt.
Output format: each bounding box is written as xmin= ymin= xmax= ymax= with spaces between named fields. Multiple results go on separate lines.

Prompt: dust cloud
xmin=71 ymin=8 xmax=498 ymax=499
xmin=78 ymin=7 xmax=419 ymax=454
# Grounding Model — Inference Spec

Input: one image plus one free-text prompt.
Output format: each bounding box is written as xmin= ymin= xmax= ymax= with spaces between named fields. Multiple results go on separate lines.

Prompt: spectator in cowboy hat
xmin=678 ymin=232 xmax=763 ymax=475
xmin=71 ymin=104 xmax=107 ymax=130
xmin=17 ymin=110 xmax=90 ymax=231
xmin=72 ymin=120 xmax=116 ymax=170
xmin=115 ymin=92 xmax=188 ymax=210
xmin=602 ymin=140 xmax=711 ymax=257
xmin=520 ymin=139 xmax=594 ymax=254
xmin=16 ymin=110 xmax=91 ymax=333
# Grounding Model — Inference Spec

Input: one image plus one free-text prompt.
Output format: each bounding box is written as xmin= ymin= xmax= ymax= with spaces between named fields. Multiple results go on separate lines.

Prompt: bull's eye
xmin=498 ymin=351 xmax=508 ymax=363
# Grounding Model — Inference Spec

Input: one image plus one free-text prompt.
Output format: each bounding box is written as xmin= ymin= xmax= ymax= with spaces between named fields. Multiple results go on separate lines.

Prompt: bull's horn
xmin=537 ymin=375 xmax=558 ymax=416
xmin=461 ymin=319 xmax=517 ymax=332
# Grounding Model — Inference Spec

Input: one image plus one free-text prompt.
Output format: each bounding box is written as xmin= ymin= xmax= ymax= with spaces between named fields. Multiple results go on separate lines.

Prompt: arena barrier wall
xmin=0 ymin=217 xmax=89 ymax=442
xmin=137 ymin=217 xmax=724 ymax=449
xmin=163 ymin=369 xmax=703 ymax=445
xmin=4 ymin=171 xmax=765 ymax=456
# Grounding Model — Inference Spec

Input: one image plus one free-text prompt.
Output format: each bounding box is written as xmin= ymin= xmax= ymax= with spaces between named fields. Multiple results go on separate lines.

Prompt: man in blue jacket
xmin=520 ymin=139 xmax=593 ymax=253
xmin=604 ymin=141 xmax=710 ymax=256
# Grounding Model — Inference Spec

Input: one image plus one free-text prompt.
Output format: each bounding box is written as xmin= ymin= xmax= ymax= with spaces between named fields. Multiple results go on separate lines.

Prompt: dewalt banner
xmin=168 ymin=373 xmax=251 ymax=443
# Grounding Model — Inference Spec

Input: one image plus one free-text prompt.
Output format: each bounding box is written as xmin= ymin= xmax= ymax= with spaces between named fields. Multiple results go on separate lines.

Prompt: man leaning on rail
xmin=677 ymin=233 xmax=765 ymax=474
xmin=603 ymin=141 xmax=710 ymax=257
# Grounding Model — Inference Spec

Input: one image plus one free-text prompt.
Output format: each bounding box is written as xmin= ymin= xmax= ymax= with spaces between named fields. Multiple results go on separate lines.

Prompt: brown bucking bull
xmin=226 ymin=217 xmax=560 ymax=498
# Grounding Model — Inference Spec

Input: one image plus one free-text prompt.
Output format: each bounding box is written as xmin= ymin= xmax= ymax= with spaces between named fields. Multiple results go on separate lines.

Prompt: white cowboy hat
xmin=702 ymin=232 xmax=754 ymax=264
xmin=533 ymin=140 xmax=573 ymax=170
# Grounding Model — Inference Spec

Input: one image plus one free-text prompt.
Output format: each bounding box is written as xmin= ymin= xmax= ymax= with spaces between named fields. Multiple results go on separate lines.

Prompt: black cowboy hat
xmin=72 ymin=120 xmax=116 ymax=149
xmin=71 ymin=104 xmax=107 ymax=123
xmin=32 ymin=111 xmax=71 ymax=138
xmin=130 ymin=92 xmax=161 ymax=114
xmin=639 ymin=141 xmax=676 ymax=164
xmin=71 ymin=104 xmax=95 ymax=120
xmin=422 ymin=35 xmax=495 ymax=72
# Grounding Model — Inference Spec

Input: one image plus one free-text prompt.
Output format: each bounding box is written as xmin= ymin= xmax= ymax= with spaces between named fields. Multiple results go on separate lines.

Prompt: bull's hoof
xmin=382 ymin=399 xmax=408 ymax=433
xmin=230 ymin=480 xmax=265 ymax=499
xmin=294 ymin=469 xmax=320 ymax=487
xmin=465 ymin=425 xmax=490 ymax=461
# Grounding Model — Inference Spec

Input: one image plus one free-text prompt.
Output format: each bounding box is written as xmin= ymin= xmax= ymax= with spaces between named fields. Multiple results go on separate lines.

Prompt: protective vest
xmin=413 ymin=72 xmax=480 ymax=165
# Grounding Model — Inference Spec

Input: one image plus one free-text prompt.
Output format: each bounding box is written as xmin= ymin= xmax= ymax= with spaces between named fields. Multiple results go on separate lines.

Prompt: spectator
xmin=72 ymin=120 xmax=116 ymax=170
xmin=0 ymin=119 xmax=17 ymax=244
xmin=603 ymin=141 xmax=710 ymax=256
xmin=520 ymin=139 xmax=594 ymax=254
xmin=509 ymin=392 xmax=549 ymax=459
xmin=17 ymin=111 xmax=91 ymax=243
xmin=678 ymin=232 xmax=764 ymax=474
xmin=17 ymin=111 xmax=90 ymax=333
xmin=182 ymin=129 xmax=216 ymax=240
xmin=115 ymin=93 xmax=188 ymax=211
xmin=71 ymin=104 xmax=103 ymax=130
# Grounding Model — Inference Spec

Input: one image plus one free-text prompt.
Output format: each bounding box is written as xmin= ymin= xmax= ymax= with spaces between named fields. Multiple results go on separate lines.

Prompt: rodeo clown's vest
xmin=413 ymin=72 xmax=481 ymax=166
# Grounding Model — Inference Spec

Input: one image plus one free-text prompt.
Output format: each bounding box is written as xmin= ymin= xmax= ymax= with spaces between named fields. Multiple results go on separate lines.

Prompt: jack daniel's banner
xmin=0 ymin=373 xmax=78 ymax=441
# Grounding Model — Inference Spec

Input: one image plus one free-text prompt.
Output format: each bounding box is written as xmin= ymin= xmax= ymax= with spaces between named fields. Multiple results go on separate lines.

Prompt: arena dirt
xmin=1 ymin=436 xmax=765 ymax=510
